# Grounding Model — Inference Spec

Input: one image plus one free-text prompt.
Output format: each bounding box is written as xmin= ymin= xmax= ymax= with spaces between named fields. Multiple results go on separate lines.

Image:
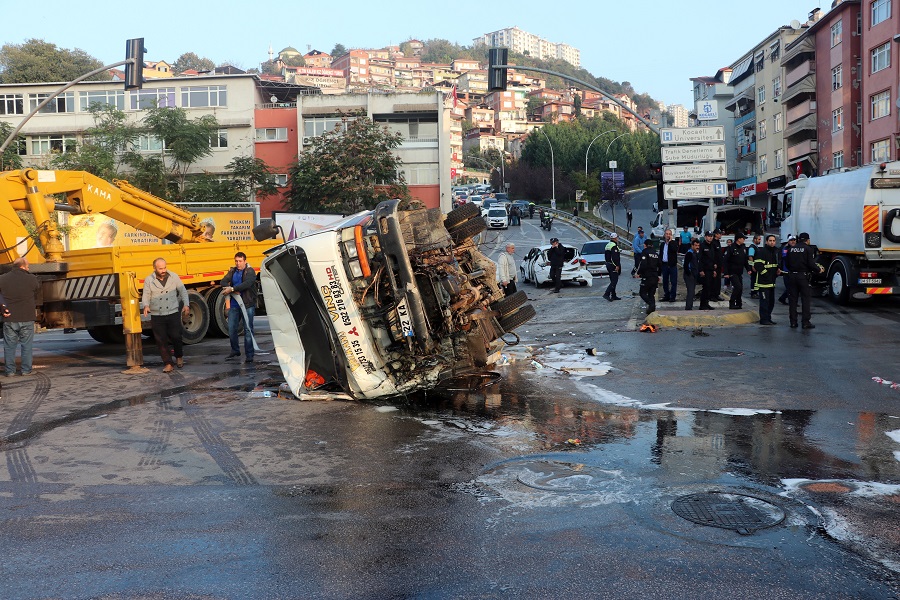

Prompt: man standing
xmin=659 ymin=228 xmax=679 ymax=302
xmin=0 ymin=258 xmax=40 ymax=376
xmin=678 ymin=226 xmax=692 ymax=254
xmin=683 ymin=238 xmax=700 ymax=310
xmin=547 ymin=238 xmax=566 ymax=294
xmin=602 ymin=233 xmax=622 ymax=302
xmin=778 ymin=235 xmax=797 ymax=305
xmin=141 ymin=258 xmax=190 ymax=373
xmin=626 ymin=209 xmax=633 ymax=231
xmin=748 ymin=234 xmax=761 ymax=298
xmin=711 ymin=229 xmax=725 ymax=301
xmin=631 ymin=227 xmax=646 ymax=269
xmin=785 ymin=232 xmax=824 ymax=329
xmin=698 ymin=231 xmax=717 ymax=310
xmin=725 ymin=232 xmax=749 ymax=309
xmin=753 ymin=234 xmax=780 ymax=325
xmin=221 ymin=252 xmax=258 ymax=360
xmin=497 ymin=243 xmax=518 ymax=297
xmin=634 ymin=239 xmax=660 ymax=315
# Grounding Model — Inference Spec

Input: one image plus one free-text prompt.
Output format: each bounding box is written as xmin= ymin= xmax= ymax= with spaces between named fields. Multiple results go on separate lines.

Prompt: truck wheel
xmin=827 ymin=257 xmax=853 ymax=305
xmin=444 ymin=203 xmax=480 ymax=229
xmin=205 ymin=288 xmax=228 ymax=337
xmin=87 ymin=325 xmax=125 ymax=345
xmin=499 ymin=304 xmax=536 ymax=332
xmin=492 ymin=290 xmax=528 ymax=316
xmin=450 ymin=217 xmax=487 ymax=245
xmin=182 ymin=291 xmax=210 ymax=345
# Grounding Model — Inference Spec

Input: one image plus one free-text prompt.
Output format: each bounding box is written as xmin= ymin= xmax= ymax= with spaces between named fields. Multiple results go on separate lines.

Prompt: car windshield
xmin=494 ymin=193 xmax=509 ymax=201
xmin=581 ymin=242 xmax=607 ymax=255
xmin=488 ymin=208 xmax=507 ymax=216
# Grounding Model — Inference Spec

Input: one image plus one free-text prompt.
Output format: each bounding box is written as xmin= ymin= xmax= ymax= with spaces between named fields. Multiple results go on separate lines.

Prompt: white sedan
xmin=519 ymin=244 xmax=593 ymax=287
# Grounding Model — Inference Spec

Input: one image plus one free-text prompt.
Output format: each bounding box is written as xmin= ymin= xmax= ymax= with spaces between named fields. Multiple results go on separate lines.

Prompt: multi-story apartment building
xmin=473 ymin=27 xmax=581 ymax=68
xmin=667 ymin=104 xmax=690 ymax=128
xmin=858 ymin=0 xmax=894 ymax=164
xmin=331 ymin=50 xmax=370 ymax=89
xmin=303 ymin=50 xmax=332 ymax=69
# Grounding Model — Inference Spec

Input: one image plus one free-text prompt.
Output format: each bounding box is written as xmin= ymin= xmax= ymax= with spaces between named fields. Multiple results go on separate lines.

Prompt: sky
xmin=3 ymin=0 xmax=822 ymax=108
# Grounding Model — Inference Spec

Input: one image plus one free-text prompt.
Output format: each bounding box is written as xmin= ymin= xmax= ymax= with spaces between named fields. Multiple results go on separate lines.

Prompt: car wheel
xmin=580 ymin=281 xmax=588 ymax=286
xmin=520 ymin=266 xmax=529 ymax=283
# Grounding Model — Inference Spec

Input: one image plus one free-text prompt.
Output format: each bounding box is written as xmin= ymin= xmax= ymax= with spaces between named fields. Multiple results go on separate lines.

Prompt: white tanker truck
xmin=782 ymin=161 xmax=900 ymax=304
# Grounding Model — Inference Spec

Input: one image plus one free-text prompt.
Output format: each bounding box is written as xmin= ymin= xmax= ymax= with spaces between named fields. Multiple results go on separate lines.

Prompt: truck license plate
xmin=858 ymin=278 xmax=881 ymax=284
xmin=396 ymin=298 xmax=414 ymax=337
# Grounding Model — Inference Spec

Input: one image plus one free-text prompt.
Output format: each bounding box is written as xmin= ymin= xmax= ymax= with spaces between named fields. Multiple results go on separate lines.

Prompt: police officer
xmin=602 ymin=233 xmax=622 ymax=301
xmin=683 ymin=238 xmax=700 ymax=310
xmin=711 ymin=229 xmax=725 ymax=301
xmin=753 ymin=234 xmax=780 ymax=325
xmin=724 ymin=232 xmax=749 ymax=309
xmin=634 ymin=238 xmax=660 ymax=314
xmin=785 ymin=232 xmax=824 ymax=328
xmin=698 ymin=231 xmax=717 ymax=310
xmin=547 ymin=237 xmax=566 ymax=294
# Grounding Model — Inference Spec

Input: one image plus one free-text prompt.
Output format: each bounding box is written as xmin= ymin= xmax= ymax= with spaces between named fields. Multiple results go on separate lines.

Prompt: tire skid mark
xmin=138 ymin=418 xmax=173 ymax=467
xmin=4 ymin=375 xmax=48 ymax=492
xmin=175 ymin=391 xmax=257 ymax=486
xmin=5 ymin=373 xmax=51 ymax=436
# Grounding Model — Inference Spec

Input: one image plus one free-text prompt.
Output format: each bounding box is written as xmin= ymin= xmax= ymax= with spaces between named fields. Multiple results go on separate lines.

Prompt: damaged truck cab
xmin=259 ymin=200 xmax=535 ymax=400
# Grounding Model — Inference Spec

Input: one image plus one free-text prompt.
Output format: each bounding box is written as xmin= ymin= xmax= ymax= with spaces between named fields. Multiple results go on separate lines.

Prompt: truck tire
xmin=492 ymin=290 xmax=528 ymax=316
xmin=182 ymin=291 xmax=210 ymax=345
xmin=450 ymin=217 xmax=487 ymax=245
xmin=444 ymin=203 xmax=480 ymax=229
xmin=827 ymin=257 xmax=853 ymax=305
xmin=499 ymin=304 xmax=536 ymax=332
xmin=205 ymin=287 xmax=229 ymax=337
xmin=87 ymin=325 xmax=125 ymax=345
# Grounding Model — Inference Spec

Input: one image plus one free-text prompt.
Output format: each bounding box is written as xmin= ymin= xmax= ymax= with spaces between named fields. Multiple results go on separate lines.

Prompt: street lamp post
xmin=585 ymin=130 xmax=617 ymax=177
xmin=603 ymin=133 xmax=629 ymax=232
xmin=465 ymin=155 xmax=501 ymax=189
xmin=538 ymin=127 xmax=555 ymax=207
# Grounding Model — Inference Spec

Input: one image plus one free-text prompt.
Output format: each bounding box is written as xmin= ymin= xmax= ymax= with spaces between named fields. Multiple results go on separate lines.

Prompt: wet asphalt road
xmin=1 ymin=213 xmax=899 ymax=599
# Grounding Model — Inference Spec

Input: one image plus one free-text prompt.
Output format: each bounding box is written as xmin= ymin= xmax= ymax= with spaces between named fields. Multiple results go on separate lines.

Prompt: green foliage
xmin=181 ymin=157 xmax=278 ymax=204
xmin=172 ymin=52 xmax=216 ymax=74
xmin=331 ymin=43 xmax=347 ymax=57
xmin=259 ymin=59 xmax=281 ymax=76
xmin=0 ymin=39 xmax=109 ymax=84
xmin=50 ymin=104 xmax=140 ymax=179
xmin=141 ymin=105 xmax=218 ymax=194
xmin=281 ymin=54 xmax=306 ymax=67
xmin=399 ymin=42 xmax=413 ymax=56
xmin=419 ymin=39 xmax=475 ymax=64
xmin=0 ymin=122 xmax=24 ymax=171
xmin=288 ymin=116 xmax=409 ymax=214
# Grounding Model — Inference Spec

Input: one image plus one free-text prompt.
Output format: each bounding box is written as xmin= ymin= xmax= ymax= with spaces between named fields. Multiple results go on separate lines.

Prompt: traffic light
xmin=124 ymin=38 xmax=146 ymax=90
xmin=649 ymin=162 xmax=662 ymax=181
xmin=488 ymin=48 xmax=508 ymax=92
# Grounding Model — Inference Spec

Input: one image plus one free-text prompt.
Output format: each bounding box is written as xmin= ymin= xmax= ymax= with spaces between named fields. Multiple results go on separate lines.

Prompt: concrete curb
xmin=645 ymin=307 xmax=760 ymax=328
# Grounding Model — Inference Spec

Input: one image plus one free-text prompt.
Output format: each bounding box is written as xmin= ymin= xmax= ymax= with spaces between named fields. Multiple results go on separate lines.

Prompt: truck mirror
xmin=253 ymin=221 xmax=280 ymax=242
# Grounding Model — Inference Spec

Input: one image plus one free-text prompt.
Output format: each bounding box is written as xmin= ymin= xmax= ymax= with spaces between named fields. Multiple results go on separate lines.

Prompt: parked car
xmin=519 ymin=244 xmax=593 ymax=287
xmin=580 ymin=240 xmax=612 ymax=277
xmin=486 ymin=207 xmax=509 ymax=229
xmin=511 ymin=200 xmax=531 ymax=216
xmin=468 ymin=195 xmax=484 ymax=208
xmin=493 ymin=193 xmax=509 ymax=202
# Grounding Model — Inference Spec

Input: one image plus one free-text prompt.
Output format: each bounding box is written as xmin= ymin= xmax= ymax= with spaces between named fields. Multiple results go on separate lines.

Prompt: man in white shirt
xmin=497 ymin=243 xmax=518 ymax=296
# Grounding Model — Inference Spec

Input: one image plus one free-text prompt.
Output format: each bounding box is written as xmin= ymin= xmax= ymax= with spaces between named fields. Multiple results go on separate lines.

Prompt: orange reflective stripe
xmin=863 ymin=205 xmax=879 ymax=233
xmin=866 ymin=287 xmax=893 ymax=294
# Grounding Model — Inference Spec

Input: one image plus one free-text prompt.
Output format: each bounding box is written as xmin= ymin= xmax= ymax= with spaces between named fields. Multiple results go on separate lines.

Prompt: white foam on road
xmin=886 ymin=429 xmax=900 ymax=443
xmin=781 ymin=478 xmax=900 ymax=498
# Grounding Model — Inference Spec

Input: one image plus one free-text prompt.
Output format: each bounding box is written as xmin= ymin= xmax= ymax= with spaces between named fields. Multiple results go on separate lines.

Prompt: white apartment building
xmin=666 ymin=104 xmax=690 ymax=128
xmin=473 ymin=27 xmax=581 ymax=68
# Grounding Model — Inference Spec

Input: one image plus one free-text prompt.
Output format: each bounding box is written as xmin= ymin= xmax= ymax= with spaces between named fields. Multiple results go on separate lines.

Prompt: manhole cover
xmin=671 ymin=492 xmax=785 ymax=535
xmin=690 ymin=350 xmax=745 ymax=358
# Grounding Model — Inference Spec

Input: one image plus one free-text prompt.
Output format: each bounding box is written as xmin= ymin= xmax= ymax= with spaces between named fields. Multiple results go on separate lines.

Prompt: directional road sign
xmin=660 ymin=126 xmax=725 ymax=145
xmin=661 ymin=144 xmax=726 ymax=163
xmin=664 ymin=181 xmax=728 ymax=200
xmin=663 ymin=162 xmax=728 ymax=182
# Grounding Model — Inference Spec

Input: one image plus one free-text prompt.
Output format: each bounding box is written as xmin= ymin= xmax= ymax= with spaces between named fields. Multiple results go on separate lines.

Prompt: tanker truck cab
xmin=782 ymin=163 xmax=900 ymax=304
xmin=258 ymin=199 xmax=534 ymax=400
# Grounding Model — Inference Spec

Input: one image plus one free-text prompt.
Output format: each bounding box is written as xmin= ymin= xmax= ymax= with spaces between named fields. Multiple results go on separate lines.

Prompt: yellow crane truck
xmin=0 ymin=168 xmax=273 ymax=369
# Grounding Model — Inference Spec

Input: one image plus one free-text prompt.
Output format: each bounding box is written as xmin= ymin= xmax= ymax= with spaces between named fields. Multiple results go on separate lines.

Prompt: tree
xmin=50 ymin=104 xmax=140 ymax=179
xmin=331 ymin=43 xmax=347 ymax=57
xmin=173 ymin=52 xmax=215 ymax=74
xmin=182 ymin=156 xmax=279 ymax=204
xmin=0 ymin=122 xmax=24 ymax=171
xmin=259 ymin=59 xmax=281 ymax=76
xmin=141 ymin=105 xmax=219 ymax=196
xmin=288 ymin=116 xmax=409 ymax=214
xmin=399 ymin=42 xmax=413 ymax=56
xmin=0 ymin=39 xmax=109 ymax=84
xmin=281 ymin=54 xmax=305 ymax=67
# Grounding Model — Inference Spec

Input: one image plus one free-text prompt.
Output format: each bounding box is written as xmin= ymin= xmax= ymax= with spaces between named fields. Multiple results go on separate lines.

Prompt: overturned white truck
xmin=256 ymin=200 xmax=534 ymax=400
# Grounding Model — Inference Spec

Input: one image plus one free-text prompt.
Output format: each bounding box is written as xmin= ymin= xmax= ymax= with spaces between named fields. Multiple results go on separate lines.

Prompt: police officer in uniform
xmin=785 ymin=232 xmax=824 ymax=328
xmin=724 ymin=232 xmax=749 ymax=309
xmin=547 ymin=237 xmax=566 ymax=293
xmin=634 ymin=239 xmax=660 ymax=314
xmin=602 ymin=233 xmax=622 ymax=301
xmin=698 ymin=231 xmax=717 ymax=310
xmin=711 ymin=229 xmax=725 ymax=301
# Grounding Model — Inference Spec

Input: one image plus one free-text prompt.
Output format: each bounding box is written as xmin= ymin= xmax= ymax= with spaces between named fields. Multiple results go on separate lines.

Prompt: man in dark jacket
xmin=0 ymin=258 xmax=40 ymax=376
xmin=635 ymin=239 xmax=660 ymax=315
xmin=547 ymin=238 xmax=567 ymax=293
xmin=786 ymin=232 xmax=824 ymax=329
xmin=683 ymin=238 xmax=700 ymax=310
xmin=698 ymin=231 xmax=717 ymax=310
xmin=711 ymin=229 xmax=725 ymax=301
xmin=724 ymin=232 xmax=749 ymax=309
xmin=220 ymin=252 xmax=259 ymax=362
xmin=602 ymin=233 xmax=622 ymax=302
xmin=753 ymin=234 xmax=780 ymax=325
xmin=659 ymin=228 xmax=680 ymax=302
